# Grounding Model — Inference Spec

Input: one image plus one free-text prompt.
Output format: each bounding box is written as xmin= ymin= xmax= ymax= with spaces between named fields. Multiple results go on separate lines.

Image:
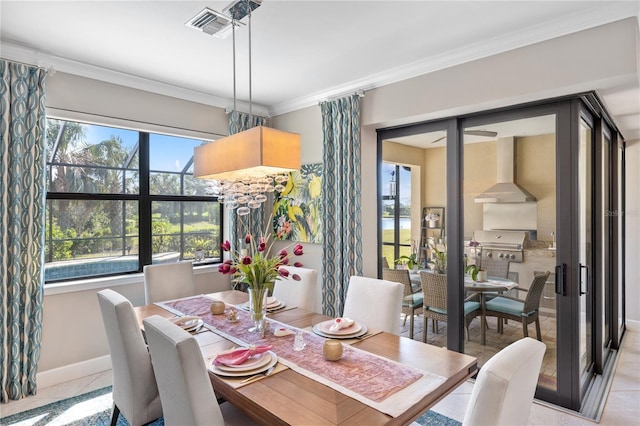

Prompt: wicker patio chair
xmin=382 ymin=268 xmax=423 ymax=339
xmin=420 ymin=271 xmax=480 ymax=344
xmin=484 ymin=271 xmax=551 ymax=341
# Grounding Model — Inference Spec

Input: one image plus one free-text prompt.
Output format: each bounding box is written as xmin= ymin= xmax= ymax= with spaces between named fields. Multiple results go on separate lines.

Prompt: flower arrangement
xmin=395 ymin=240 xmax=419 ymax=270
xmin=429 ymin=238 xmax=447 ymax=274
xmin=425 ymin=212 xmax=440 ymax=222
xmin=218 ymin=232 xmax=304 ymax=292
xmin=464 ymin=239 xmax=484 ymax=281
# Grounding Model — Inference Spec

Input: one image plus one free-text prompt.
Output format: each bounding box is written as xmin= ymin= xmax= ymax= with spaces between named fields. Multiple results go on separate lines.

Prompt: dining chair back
xmin=462 ymin=337 xmax=546 ymax=426
xmin=143 ymin=261 xmax=196 ymax=304
xmin=484 ymin=271 xmax=550 ymax=340
xmin=143 ymin=315 xmax=257 ymax=425
xmin=97 ymin=289 xmax=162 ymax=426
xmin=420 ymin=271 xmax=480 ymax=343
xmin=272 ymin=266 xmax=318 ymax=312
xmin=342 ymin=276 xmax=404 ymax=334
xmin=382 ymin=268 xmax=423 ymax=339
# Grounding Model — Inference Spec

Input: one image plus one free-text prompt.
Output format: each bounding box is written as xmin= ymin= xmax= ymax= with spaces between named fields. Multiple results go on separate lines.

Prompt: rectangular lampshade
xmin=193 ymin=126 xmax=301 ymax=181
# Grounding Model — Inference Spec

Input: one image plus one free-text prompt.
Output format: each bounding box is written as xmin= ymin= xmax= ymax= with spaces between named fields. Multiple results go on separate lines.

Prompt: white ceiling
xmin=1 ymin=1 xmax=639 ymax=138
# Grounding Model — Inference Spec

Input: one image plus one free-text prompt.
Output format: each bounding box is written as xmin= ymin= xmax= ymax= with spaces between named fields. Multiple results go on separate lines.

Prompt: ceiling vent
xmin=185 ymin=7 xmax=235 ymax=38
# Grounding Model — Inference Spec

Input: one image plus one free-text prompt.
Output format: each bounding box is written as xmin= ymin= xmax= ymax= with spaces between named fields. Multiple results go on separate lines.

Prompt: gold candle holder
xmin=322 ymin=339 xmax=343 ymax=361
xmin=210 ymin=300 xmax=225 ymax=315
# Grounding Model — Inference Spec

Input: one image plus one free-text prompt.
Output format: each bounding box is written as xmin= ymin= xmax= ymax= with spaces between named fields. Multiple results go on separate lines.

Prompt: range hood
xmin=474 ymin=137 xmax=537 ymax=203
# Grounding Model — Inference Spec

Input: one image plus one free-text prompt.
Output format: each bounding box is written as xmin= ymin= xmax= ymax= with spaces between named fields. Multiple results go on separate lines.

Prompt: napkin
xmin=329 ymin=317 xmax=354 ymax=332
xmin=213 ymin=345 xmax=273 ymax=366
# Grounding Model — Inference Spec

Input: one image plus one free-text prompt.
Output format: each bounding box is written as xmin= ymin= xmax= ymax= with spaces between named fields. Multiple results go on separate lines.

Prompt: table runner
xmin=157 ymin=295 xmax=447 ymax=417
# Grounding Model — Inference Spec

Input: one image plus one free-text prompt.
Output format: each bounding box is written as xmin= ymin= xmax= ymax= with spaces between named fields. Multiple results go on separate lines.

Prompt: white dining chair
xmin=143 ymin=315 xmax=257 ymax=426
xmin=342 ymin=276 xmax=404 ymax=334
xmin=462 ymin=337 xmax=546 ymax=426
xmin=143 ymin=261 xmax=196 ymax=304
xmin=97 ymin=289 xmax=163 ymax=426
xmin=272 ymin=266 xmax=318 ymax=312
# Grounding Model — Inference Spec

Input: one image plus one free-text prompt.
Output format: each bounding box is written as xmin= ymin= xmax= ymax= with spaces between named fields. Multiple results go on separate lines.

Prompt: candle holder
xmin=322 ymin=339 xmax=343 ymax=361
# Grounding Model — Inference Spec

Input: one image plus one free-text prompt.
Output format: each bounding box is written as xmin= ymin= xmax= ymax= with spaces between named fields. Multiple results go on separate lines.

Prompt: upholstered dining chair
xmin=382 ymin=268 xmax=423 ymax=340
xmin=462 ymin=337 xmax=546 ymax=426
xmin=342 ymin=276 xmax=404 ymax=334
xmin=97 ymin=289 xmax=163 ymax=426
xmin=143 ymin=261 xmax=196 ymax=304
xmin=484 ymin=271 xmax=550 ymax=341
xmin=420 ymin=271 xmax=481 ymax=343
xmin=272 ymin=266 xmax=318 ymax=312
xmin=143 ymin=315 xmax=257 ymax=426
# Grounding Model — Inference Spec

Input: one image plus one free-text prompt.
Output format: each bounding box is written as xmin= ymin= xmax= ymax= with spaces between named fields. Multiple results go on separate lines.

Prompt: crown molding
xmin=0 ymin=41 xmax=271 ymax=118
xmin=268 ymin=3 xmax=640 ymax=116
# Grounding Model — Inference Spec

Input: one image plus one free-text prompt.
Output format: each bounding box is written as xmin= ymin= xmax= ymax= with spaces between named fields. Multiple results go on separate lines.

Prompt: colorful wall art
xmin=273 ymin=163 xmax=323 ymax=243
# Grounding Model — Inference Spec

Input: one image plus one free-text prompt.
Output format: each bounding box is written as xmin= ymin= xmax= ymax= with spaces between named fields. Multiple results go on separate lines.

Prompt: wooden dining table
xmin=134 ymin=290 xmax=477 ymax=425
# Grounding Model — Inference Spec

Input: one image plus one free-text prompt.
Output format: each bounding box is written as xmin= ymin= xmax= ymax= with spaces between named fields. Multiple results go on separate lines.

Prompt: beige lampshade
xmin=193 ymin=126 xmax=301 ymax=181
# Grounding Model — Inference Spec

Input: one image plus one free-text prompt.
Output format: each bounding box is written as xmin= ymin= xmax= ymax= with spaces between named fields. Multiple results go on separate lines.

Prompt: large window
xmin=45 ymin=119 xmax=221 ymax=283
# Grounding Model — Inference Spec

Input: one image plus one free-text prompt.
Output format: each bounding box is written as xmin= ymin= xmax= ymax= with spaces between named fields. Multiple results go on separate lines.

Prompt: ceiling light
xmin=193 ymin=0 xmax=300 ymax=216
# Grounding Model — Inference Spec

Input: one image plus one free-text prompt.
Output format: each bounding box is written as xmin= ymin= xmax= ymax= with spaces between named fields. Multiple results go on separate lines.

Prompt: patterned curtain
xmin=227 ymin=110 xmax=267 ymax=248
xmin=320 ymin=94 xmax=363 ymax=316
xmin=0 ymin=60 xmax=47 ymax=402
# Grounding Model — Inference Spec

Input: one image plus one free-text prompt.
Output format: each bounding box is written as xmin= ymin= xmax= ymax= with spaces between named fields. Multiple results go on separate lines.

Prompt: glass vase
xmin=248 ymin=287 xmax=268 ymax=333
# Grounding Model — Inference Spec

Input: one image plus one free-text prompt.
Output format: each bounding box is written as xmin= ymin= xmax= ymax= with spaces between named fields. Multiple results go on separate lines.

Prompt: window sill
xmin=44 ymin=263 xmax=221 ymax=296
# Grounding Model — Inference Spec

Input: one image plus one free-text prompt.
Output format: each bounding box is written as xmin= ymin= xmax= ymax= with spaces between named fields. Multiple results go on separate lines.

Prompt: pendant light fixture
xmin=193 ymin=0 xmax=300 ymax=216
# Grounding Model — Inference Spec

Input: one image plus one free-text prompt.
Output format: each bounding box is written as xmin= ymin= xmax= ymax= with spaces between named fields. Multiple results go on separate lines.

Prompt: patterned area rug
xmin=0 ymin=386 xmax=460 ymax=425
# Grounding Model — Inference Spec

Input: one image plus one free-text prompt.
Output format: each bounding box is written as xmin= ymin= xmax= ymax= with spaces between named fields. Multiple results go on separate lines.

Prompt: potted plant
xmin=428 ymin=239 xmax=447 ymax=274
xmin=425 ymin=212 xmax=440 ymax=228
xmin=192 ymin=237 xmax=210 ymax=261
xmin=395 ymin=253 xmax=419 ymax=271
xmin=464 ymin=240 xmax=486 ymax=281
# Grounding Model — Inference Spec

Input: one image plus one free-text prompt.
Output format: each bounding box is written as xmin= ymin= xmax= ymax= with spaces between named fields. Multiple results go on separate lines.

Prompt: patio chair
xmin=484 ymin=271 xmax=551 ymax=341
xmin=382 ymin=268 xmax=423 ymax=339
xmin=420 ymin=271 xmax=481 ymax=343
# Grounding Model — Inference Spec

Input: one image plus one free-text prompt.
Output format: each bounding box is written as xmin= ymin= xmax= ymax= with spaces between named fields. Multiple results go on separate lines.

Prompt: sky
xmin=86 ymin=124 xmax=204 ymax=172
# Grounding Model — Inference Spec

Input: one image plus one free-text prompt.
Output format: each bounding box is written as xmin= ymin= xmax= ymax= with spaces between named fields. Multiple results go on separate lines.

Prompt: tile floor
xmin=1 ymin=322 xmax=638 ymax=424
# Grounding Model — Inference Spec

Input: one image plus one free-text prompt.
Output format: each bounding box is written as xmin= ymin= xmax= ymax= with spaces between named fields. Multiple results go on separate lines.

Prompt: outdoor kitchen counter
xmin=525 ymin=241 xmax=557 ymax=258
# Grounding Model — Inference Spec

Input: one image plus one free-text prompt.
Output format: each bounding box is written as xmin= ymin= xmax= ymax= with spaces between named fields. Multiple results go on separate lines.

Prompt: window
xmin=45 ymin=119 xmax=222 ymax=283
xmin=381 ymin=163 xmax=412 ymax=267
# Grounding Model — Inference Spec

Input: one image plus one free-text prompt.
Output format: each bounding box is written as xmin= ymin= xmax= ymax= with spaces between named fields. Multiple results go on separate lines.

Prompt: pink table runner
xmin=159 ymin=295 xmax=446 ymax=417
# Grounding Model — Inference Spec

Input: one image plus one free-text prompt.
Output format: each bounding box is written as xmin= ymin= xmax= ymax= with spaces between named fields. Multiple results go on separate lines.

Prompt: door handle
xmin=555 ymin=263 xmax=566 ymax=296
xmin=579 ymin=264 xmax=589 ymax=295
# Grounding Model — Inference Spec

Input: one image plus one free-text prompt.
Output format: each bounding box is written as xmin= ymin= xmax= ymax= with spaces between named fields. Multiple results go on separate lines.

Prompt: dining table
xmin=134 ymin=289 xmax=477 ymax=425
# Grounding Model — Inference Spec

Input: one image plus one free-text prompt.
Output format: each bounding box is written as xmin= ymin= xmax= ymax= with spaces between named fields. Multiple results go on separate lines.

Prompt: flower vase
xmin=248 ymin=287 xmax=268 ymax=333
xmin=477 ymin=270 xmax=487 ymax=282
xmin=429 ymin=219 xmax=437 ymax=228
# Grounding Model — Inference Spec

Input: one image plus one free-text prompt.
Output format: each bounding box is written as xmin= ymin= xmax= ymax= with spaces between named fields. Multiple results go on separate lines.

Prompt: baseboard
xmin=625 ymin=319 xmax=639 ymax=332
xmin=37 ymin=355 xmax=112 ymax=389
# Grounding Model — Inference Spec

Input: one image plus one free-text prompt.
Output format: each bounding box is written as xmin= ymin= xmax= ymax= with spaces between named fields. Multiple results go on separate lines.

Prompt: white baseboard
xmin=625 ymin=319 xmax=640 ymax=332
xmin=37 ymin=355 xmax=112 ymax=389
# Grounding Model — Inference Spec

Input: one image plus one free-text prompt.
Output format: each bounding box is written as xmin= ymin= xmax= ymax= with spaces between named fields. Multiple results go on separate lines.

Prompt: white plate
xmin=316 ymin=319 xmax=362 ymax=335
xmin=312 ymin=323 xmax=368 ymax=339
xmin=238 ymin=301 xmax=286 ymax=312
xmin=170 ymin=316 xmax=202 ymax=330
xmin=210 ymin=351 xmax=278 ymax=377
xmin=215 ymin=351 xmax=272 ymax=372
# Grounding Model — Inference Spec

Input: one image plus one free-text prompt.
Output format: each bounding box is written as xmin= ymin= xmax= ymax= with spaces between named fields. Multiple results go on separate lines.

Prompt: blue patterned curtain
xmin=0 ymin=60 xmax=47 ymax=402
xmin=320 ymin=95 xmax=362 ymax=316
xmin=227 ymin=110 xmax=267 ymax=248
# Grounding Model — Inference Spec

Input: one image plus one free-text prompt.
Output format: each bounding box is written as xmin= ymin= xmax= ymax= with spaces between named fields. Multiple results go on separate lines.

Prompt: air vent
xmin=186 ymin=7 xmax=235 ymax=38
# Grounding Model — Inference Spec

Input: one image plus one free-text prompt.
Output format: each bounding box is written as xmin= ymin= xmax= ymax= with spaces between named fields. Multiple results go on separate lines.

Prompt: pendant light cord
xmin=247 ymin=0 xmax=253 ymax=124
xmin=232 ymin=18 xmax=237 ymax=114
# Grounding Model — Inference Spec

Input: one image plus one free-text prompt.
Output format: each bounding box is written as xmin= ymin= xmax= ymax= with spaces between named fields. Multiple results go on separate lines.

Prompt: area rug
xmin=0 ymin=385 xmax=460 ymax=425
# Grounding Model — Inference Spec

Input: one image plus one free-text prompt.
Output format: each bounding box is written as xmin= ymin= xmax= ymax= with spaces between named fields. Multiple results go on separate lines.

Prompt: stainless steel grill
xmin=471 ymin=230 xmax=528 ymax=263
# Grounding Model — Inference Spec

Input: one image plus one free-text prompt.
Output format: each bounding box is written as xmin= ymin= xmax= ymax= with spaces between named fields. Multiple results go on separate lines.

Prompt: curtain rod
xmin=319 ymin=90 xmax=365 ymax=105
xmin=0 ymin=57 xmax=55 ymax=75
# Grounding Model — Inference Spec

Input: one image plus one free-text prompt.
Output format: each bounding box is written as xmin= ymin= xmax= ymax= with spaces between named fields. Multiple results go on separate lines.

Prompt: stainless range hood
xmin=474 ymin=137 xmax=536 ymax=203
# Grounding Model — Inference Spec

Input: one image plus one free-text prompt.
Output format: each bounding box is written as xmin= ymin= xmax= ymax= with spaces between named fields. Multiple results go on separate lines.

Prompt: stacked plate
xmin=312 ymin=319 xmax=368 ymax=339
xmin=240 ymin=296 xmax=286 ymax=312
xmin=210 ymin=350 xmax=278 ymax=377
xmin=169 ymin=316 xmax=203 ymax=332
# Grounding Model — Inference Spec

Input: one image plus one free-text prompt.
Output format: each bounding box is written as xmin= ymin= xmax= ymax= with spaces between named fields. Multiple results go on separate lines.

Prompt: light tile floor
xmin=1 ymin=322 xmax=638 ymax=424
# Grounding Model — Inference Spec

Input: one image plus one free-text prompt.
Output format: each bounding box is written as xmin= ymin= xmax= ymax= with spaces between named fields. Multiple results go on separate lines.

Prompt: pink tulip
xmin=278 ymin=268 xmax=290 ymax=277
xmin=294 ymin=262 xmax=303 ymax=267
xmin=258 ymin=237 xmax=266 ymax=252
xmin=218 ymin=263 xmax=230 ymax=274
xmin=292 ymin=274 xmax=301 ymax=281
xmin=281 ymin=258 xmax=289 ymax=265
xmin=245 ymin=234 xmax=251 ymax=244
xmin=279 ymin=249 xmax=288 ymax=259
xmin=221 ymin=240 xmax=231 ymax=251
xmin=293 ymin=244 xmax=304 ymax=256
xmin=242 ymin=256 xmax=252 ymax=265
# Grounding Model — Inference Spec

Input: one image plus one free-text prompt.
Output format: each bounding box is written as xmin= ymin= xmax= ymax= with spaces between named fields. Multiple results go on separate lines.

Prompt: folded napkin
xmin=213 ymin=345 xmax=273 ymax=366
xmin=329 ymin=317 xmax=354 ymax=332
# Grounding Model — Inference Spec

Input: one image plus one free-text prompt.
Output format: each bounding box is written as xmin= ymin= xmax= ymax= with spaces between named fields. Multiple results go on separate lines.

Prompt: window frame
xmin=45 ymin=118 xmax=223 ymax=284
